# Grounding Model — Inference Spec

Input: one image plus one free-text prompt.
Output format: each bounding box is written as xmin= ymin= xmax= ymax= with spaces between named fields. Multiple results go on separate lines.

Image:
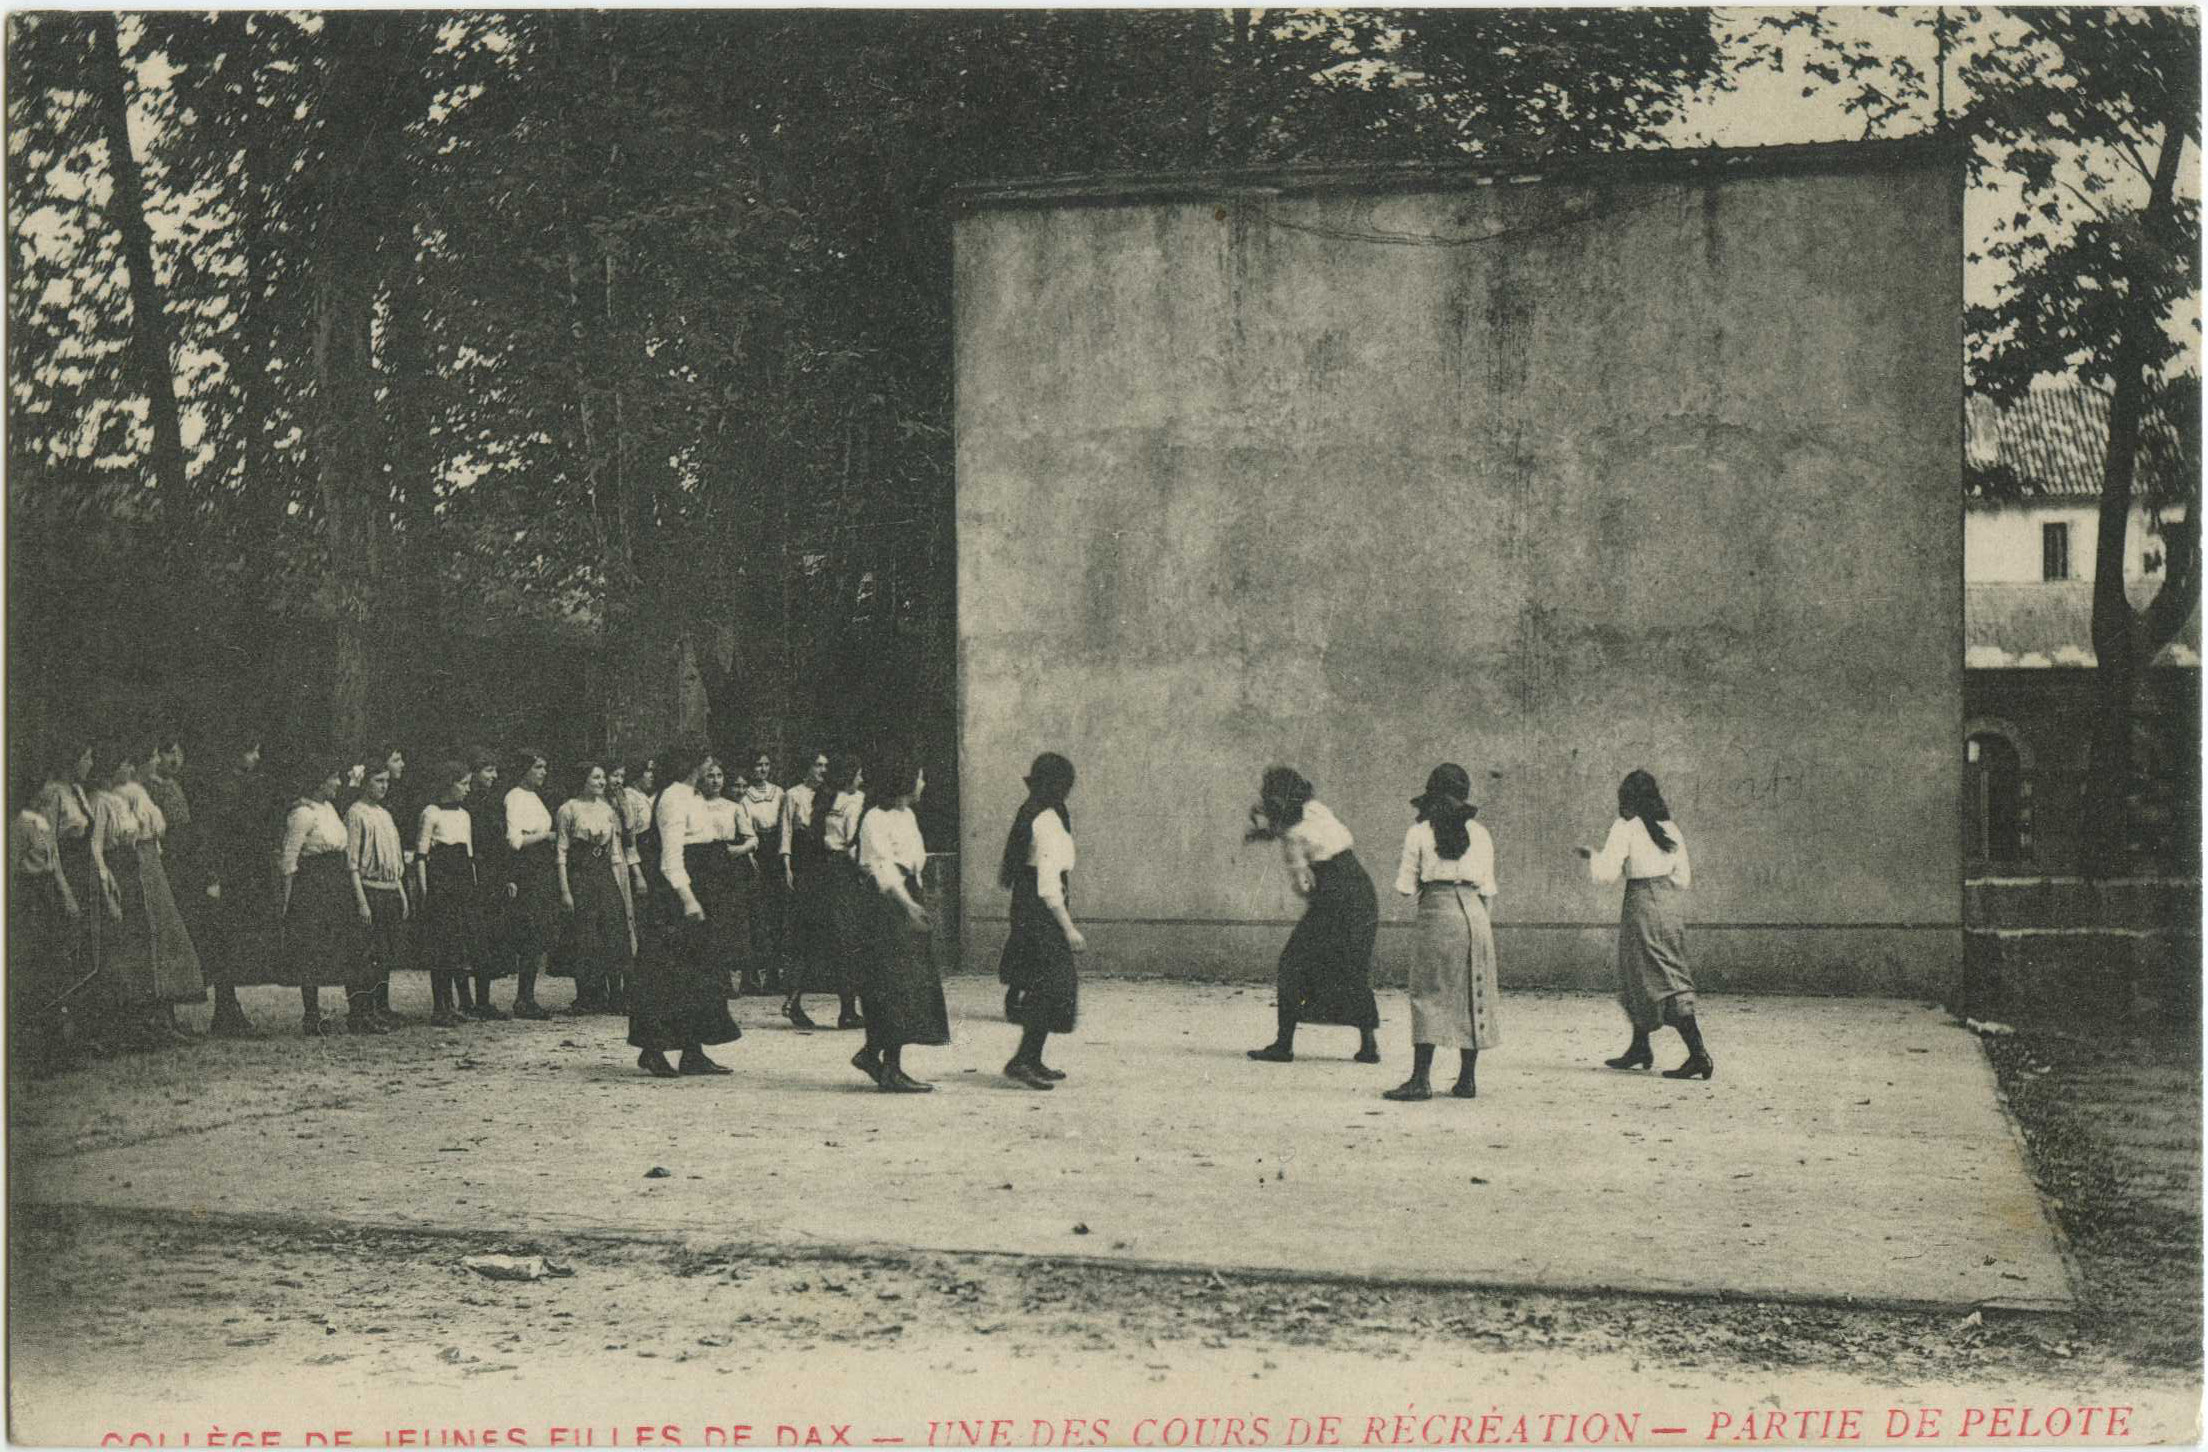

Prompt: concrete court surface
xmin=9 ymin=977 xmax=2073 ymax=1311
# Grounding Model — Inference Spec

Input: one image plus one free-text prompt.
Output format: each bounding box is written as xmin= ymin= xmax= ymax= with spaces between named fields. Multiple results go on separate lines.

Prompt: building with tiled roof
xmin=1962 ymin=384 xmax=2197 ymax=873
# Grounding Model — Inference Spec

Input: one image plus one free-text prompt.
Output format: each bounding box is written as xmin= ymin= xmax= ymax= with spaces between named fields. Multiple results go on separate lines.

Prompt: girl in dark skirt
xmin=1579 ymin=769 xmax=1712 ymax=1081
xmin=13 ymin=750 xmax=82 ymax=1075
xmin=343 ymin=759 xmax=409 ymax=1035
xmin=628 ymin=746 xmax=743 ymax=1078
xmin=414 ymin=760 xmax=482 ymax=1027
xmin=503 ymin=748 xmax=558 ymax=1020
xmin=1245 ymin=766 xmax=1381 ymax=1065
xmin=462 ymin=749 xmax=508 ymax=1018
xmin=36 ymin=742 xmax=100 ymax=1057
xmin=90 ymin=744 xmax=206 ymax=1048
xmin=278 ymin=758 xmax=371 ymax=1036
xmin=557 ymin=762 xmax=632 ymax=1017
xmin=698 ymin=760 xmax=759 ymax=995
xmin=617 ymin=757 xmax=658 ymax=979
xmin=787 ymin=754 xmax=865 ymax=1031
xmin=200 ymin=736 xmax=279 ymax=1038
xmin=850 ymin=753 xmax=948 ymax=1094
xmin=996 ymin=752 xmax=1086 ymax=1090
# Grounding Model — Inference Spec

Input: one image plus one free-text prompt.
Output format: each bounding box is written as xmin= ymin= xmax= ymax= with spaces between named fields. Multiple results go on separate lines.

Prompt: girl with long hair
xmin=850 ymin=751 xmax=947 ymax=1093
xmin=1245 ymin=766 xmax=1381 ymax=1065
xmin=1578 ymin=769 xmax=1712 ymax=1080
xmin=995 ymin=752 xmax=1086 ymax=1090
xmin=1386 ymin=764 xmax=1498 ymax=1102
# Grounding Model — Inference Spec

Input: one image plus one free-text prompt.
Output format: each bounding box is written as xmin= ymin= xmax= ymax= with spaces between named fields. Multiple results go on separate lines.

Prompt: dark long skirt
xmin=789 ymin=849 xmax=857 ymax=994
xmin=362 ymin=886 xmax=407 ymax=977
xmin=11 ymin=871 xmax=67 ymax=1042
xmin=51 ymin=837 xmax=106 ymax=1013
xmin=283 ymin=850 xmax=366 ymax=989
xmin=109 ymin=838 xmax=206 ymax=1006
xmin=861 ymin=873 xmax=951 ymax=1050
xmin=749 ymin=858 xmax=789 ymax=980
xmin=1000 ymin=873 xmax=1077 ymax=1034
xmin=627 ymin=843 xmax=742 ymax=1052
xmin=1278 ymin=851 xmax=1380 ymax=1030
xmin=562 ymin=844 xmax=632 ymax=983
xmin=416 ymin=844 xmax=482 ymax=972
xmin=1616 ymin=876 xmax=1695 ymax=1032
xmin=693 ymin=844 xmax=752 ymax=990
xmin=507 ymin=840 xmax=561 ymax=967
xmin=203 ymin=844 xmax=283 ymax=986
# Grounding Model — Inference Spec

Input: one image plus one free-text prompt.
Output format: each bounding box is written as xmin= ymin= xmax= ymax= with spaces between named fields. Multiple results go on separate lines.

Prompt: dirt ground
xmin=7 ymin=984 xmax=2201 ymax=1446
xmin=1981 ymin=1023 xmax=2203 ymax=1372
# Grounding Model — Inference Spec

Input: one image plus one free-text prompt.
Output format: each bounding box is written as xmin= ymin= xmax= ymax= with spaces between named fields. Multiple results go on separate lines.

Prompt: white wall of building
xmin=1966 ymin=501 xmax=2174 ymax=594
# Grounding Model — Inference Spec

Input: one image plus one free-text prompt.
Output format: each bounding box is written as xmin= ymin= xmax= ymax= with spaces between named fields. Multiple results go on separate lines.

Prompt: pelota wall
xmin=953 ymin=144 xmax=1963 ymax=996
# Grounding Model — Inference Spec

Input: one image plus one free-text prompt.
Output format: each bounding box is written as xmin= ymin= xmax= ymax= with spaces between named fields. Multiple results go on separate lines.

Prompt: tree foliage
xmin=8 ymin=12 xmax=1730 ymax=784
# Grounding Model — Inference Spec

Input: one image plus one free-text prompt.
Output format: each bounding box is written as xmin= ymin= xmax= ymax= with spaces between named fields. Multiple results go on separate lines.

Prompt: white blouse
xmin=781 ymin=782 xmax=816 ymax=857
xmin=1028 ymin=809 xmax=1076 ymax=908
xmin=1394 ymin=818 xmax=1497 ymax=897
xmin=857 ymin=806 xmax=926 ymax=895
xmin=737 ymin=784 xmax=783 ymax=843
xmin=504 ymin=787 xmax=553 ymax=852
xmin=345 ymin=800 xmax=406 ymax=888
xmin=655 ymin=781 xmax=714 ymax=894
xmin=1587 ymin=815 xmax=1692 ymax=889
xmin=416 ymin=804 xmax=473 ymax=854
xmin=820 ymin=790 xmax=864 ymax=856
xmin=557 ymin=798 xmax=623 ymax=869
xmin=279 ymin=800 xmax=348 ymax=876
xmin=1278 ymin=801 xmax=1353 ymax=893
xmin=93 ymin=786 xmax=163 ymax=850
xmin=702 ymin=794 xmax=750 ymax=845
xmin=619 ymin=786 xmax=654 ymax=866
xmin=37 ymin=780 xmax=92 ymax=844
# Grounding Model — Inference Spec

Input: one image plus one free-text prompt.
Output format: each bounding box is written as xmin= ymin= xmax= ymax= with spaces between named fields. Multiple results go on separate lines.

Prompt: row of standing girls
xmin=6 ymin=731 xmax=871 ymax=1072
xmin=1240 ymin=762 xmax=1714 ymax=1100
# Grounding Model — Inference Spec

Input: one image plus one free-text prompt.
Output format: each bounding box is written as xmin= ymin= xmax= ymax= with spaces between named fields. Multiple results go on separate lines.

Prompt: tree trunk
xmin=304 ymin=15 xmax=409 ymax=750
xmin=88 ymin=15 xmax=190 ymax=508
xmin=2082 ymin=101 xmax=2191 ymax=872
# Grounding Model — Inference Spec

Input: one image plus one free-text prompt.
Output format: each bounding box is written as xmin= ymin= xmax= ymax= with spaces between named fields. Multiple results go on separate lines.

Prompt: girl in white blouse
xmin=279 ymin=758 xmax=371 ymax=1036
xmin=850 ymin=753 xmax=949 ymax=1093
xmin=1245 ymin=767 xmax=1381 ymax=1066
xmin=628 ymin=746 xmax=743 ymax=1078
xmin=415 ymin=760 xmax=479 ymax=1027
xmin=344 ymin=762 xmax=408 ymax=1034
xmin=1387 ymin=763 xmax=1498 ymax=1102
xmin=994 ymin=752 xmax=1086 ymax=1089
xmin=503 ymin=749 xmax=558 ymax=1020
xmin=1577 ymin=769 xmax=1711 ymax=1080
xmin=556 ymin=762 xmax=631 ymax=1015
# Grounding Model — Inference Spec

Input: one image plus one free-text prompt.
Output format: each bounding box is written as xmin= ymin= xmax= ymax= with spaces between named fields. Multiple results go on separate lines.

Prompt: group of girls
xmin=12 ymin=724 xmax=1711 ymax=1097
xmin=1242 ymin=762 xmax=1714 ymax=1099
xmin=625 ymin=744 xmax=976 ymax=1091
xmin=6 ymin=731 xmax=878 ymax=1072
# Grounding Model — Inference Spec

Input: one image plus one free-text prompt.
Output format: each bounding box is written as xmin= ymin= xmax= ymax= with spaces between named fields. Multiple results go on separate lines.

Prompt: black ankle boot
xmin=1605 ymin=1033 xmax=1654 ymax=1071
xmin=1662 ymin=1016 xmax=1714 ymax=1080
